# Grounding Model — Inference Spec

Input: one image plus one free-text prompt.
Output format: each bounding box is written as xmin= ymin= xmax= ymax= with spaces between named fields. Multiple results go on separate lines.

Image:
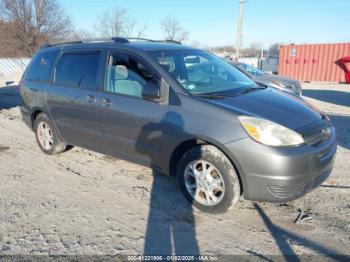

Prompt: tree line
xmin=0 ymin=0 xmax=189 ymax=57
xmin=0 ymin=0 xmax=280 ymax=58
xmin=0 ymin=0 xmax=73 ymax=56
xmin=210 ymin=42 xmax=280 ymax=58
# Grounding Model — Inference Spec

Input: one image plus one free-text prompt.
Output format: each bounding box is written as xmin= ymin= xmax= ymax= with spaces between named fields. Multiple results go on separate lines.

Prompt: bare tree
xmin=95 ymin=7 xmax=147 ymax=38
xmin=71 ymin=29 xmax=96 ymax=39
xmin=0 ymin=0 xmax=73 ymax=56
xmin=211 ymin=46 xmax=236 ymax=53
xmin=268 ymin=43 xmax=280 ymax=57
xmin=161 ymin=16 xmax=189 ymax=43
xmin=241 ymin=42 xmax=263 ymax=57
xmin=123 ymin=16 xmax=147 ymax=38
xmin=0 ymin=19 xmax=21 ymax=57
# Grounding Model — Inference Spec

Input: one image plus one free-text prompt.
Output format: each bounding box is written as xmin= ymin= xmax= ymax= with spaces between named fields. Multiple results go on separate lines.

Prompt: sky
xmin=59 ymin=0 xmax=350 ymax=48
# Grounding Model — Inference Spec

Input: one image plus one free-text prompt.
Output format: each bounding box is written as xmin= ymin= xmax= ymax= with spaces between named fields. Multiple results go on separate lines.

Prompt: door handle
xmin=100 ymin=98 xmax=112 ymax=107
xmin=87 ymin=95 xmax=96 ymax=104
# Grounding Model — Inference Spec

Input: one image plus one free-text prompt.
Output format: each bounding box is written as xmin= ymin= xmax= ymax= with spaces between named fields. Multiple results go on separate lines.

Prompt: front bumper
xmin=225 ymin=128 xmax=337 ymax=202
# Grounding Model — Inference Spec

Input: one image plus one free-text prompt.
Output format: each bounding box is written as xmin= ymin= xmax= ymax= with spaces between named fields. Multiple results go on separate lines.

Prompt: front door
xmin=95 ymin=51 xmax=167 ymax=167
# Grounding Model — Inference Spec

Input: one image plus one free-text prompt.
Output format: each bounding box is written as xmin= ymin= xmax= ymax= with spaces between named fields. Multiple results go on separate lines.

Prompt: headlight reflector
xmin=239 ymin=116 xmax=304 ymax=146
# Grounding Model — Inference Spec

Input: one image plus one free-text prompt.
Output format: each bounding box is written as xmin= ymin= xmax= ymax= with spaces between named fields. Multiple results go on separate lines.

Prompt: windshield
xmin=236 ymin=63 xmax=266 ymax=76
xmin=149 ymin=49 xmax=257 ymax=95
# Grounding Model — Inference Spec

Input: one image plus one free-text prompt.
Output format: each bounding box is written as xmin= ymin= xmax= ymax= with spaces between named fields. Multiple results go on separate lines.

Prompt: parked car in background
xmin=20 ymin=37 xmax=336 ymax=213
xmin=231 ymin=62 xmax=302 ymax=96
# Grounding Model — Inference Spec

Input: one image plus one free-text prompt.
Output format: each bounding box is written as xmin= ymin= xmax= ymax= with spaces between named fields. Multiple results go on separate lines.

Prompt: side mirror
xmin=142 ymin=78 xmax=169 ymax=103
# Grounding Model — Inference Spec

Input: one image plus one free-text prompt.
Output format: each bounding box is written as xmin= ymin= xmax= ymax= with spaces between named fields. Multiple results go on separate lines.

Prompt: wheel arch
xmin=30 ymin=107 xmax=65 ymax=144
xmin=169 ymin=137 xmax=244 ymax=195
xmin=30 ymin=107 xmax=46 ymax=130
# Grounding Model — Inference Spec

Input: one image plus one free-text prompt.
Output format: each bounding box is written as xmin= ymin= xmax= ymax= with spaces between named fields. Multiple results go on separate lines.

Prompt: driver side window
xmin=105 ymin=53 xmax=157 ymax=98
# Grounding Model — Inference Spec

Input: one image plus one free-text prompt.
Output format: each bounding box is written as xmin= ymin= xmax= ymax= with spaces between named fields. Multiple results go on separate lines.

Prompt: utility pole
xmin=235 ymin=0 xmax=244 ymax=59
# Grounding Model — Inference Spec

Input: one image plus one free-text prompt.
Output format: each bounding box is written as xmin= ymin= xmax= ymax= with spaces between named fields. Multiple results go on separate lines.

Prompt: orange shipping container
xmin=279 ymin=43 xmax=350 ymax=83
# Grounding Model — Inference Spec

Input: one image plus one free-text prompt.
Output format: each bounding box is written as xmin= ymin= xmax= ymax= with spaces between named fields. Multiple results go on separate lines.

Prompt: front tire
xmin=177 ymin=145 xmax=241 ymax=213
xmin=34 ymin=113 xmax=66 ymax=155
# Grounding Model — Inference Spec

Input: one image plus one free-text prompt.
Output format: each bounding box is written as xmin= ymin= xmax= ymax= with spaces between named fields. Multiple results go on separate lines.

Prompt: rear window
xmin=24 ymin=50 xmax=58 ymax=82
xmin=54 ymin=52 xmax=100 ymax=90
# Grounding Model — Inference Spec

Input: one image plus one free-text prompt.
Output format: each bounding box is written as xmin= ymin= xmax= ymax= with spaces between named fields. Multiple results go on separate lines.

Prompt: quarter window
xmin=55 ymin=52 xmax=100 ymax=90
xmin=24 ymin=50 xmax=59 ymax=82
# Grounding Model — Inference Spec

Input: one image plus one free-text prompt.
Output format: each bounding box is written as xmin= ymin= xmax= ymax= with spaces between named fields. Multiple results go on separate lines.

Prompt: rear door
xmin=95 ymin=50 xmax=167 ymax=167
xmin=46 ymin=49 xmax=106 ymax=151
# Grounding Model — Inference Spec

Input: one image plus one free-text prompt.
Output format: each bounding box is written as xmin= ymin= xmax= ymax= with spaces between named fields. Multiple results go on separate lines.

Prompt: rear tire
xmin=177 ymin=145 xmax=241 ymax=213
xmin=34 ymin=113 xmax=66 ymax=155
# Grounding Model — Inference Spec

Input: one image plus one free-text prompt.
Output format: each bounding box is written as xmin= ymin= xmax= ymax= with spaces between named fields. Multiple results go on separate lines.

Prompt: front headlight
xmin=238 ymin=116 xmax=304 ymax=146
xmin=272 ymin=80 xmax=287 ymax=89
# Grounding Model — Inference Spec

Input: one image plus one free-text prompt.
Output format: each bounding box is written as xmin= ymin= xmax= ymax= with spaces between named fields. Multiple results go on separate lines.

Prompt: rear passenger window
xmin=55 ymin=52 xmax=100 ymax=90
xmin=24 ymin=50 xmax=58 ymax=82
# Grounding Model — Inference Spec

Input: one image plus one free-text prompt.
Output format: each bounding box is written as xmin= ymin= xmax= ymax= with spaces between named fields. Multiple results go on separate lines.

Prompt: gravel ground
xmin=0 ymin=83 xmax=349 ymax=259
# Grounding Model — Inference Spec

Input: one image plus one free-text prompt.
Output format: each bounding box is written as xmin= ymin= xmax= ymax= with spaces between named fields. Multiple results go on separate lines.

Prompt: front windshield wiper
xmin=193 ymin=85 xmax=267 ymax=99
xmin=193 ymin=93 xmax=228 ymax=99
xmin=239 ymin=85 xmax=267 ymax=94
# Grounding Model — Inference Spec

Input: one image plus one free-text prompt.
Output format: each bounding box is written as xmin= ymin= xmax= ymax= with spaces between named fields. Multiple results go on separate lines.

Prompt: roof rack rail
xmin=126 ymin=37 xmax=157 ymax=42
xmin=111 ymin=37 xmax=130 ymax=43
xmin=126 ymin=38 xmax=182 ymax=45
xmin=164 ymin=39 xmax=182 ymax=45
xmin=40 ymin=36 xmax=181 ymax=49
xmin=41 ymin=37 xmax=130 ymax=48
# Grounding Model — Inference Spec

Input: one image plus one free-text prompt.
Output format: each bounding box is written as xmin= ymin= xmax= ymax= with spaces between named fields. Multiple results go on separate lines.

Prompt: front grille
xmin=267 ymin=170 xmax=331 ymax=199
xmin=304 ymin=128 xmax=331 ymax=145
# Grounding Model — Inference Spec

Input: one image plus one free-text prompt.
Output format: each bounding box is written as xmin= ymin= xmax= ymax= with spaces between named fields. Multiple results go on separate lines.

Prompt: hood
xmin=254 ymin=74 xmax=299 ymax=85
xmin=207 ymin=88 xmax=322 ymax=130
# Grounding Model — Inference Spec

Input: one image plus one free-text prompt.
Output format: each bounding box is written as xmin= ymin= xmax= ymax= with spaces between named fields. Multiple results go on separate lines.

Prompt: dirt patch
xmin=0 ymin=145 xmax=10 ymax=152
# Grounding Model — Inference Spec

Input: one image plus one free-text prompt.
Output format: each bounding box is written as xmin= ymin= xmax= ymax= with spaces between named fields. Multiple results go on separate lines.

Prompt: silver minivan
xmin=20 ymin=38 xmax=336 ymax=213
